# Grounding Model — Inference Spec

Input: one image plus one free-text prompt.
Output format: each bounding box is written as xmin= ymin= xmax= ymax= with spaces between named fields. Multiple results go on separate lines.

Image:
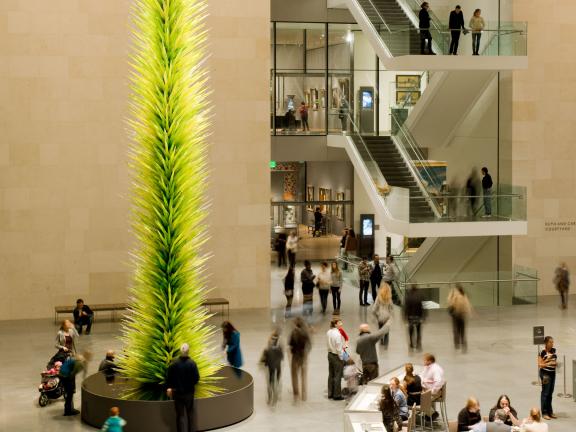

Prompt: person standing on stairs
xmin=419 ymin=2 xmax=436 ymax=55
xmin=448 ymin=5 xmax=466 ymax=55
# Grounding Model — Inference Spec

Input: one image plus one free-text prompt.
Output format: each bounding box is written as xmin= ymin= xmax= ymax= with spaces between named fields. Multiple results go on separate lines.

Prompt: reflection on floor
xmin=2 ymin=274 xmax=575 ymax=431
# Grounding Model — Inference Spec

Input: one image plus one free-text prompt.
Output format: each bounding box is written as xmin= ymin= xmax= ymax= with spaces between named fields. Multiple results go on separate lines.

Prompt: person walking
xmin=448 ymin=5 xmax=466 ymax=55
xmin=101 ymin=407 xmax=127 ymax=432
xmin=222 ymin=321 xmax=243 ymax=369
xmin=301 ymin=260 xmax=316 ymax=316
xmin=470 ymin=9 xmax=485 ymax=55
xmin=299 ymin=101 xmax=309 ymax=132
xmin=447 ymin=284 xmax=472 ymax=352
xmin=344 ymin=228 xmax=358 ymax=258
xmin=538 ymin=336 xmax=557 ymax=420
xmin=358 ymin=256 xmax=371 ymax=306
xmin=466 ymin=170 xmax=478 ymax=216
xmin=553 ymin=262 xmax=570 ymax=309
xmin=369 ymin=254 xmax=383 ymax=304
xmin=330 ymin=261 xmax=344 ymax=313
xmin=419 ymin=2 xmax=435 ymax=55
xmin=59 ymin=353 xmax=87 ymax=416
xmin=355 ymin=323 xmax=390 ymax=384
xmin=481 ymin=167 xmax=493 ymax=216
xmin=275 ymin=233 xmax=287 ymax=267
xmin=260 ymin=329 xmax=284 ymax=406
xmin=403 ymin=284 xmax=426 ymax=352
xmin=371 ymin=283 xmax=394 ymax=349
xmin=283 ymin=266 xmax=295 ymax=316
xmin=326 ymin=318 xmax=345 ymax=400
xmin=286 ymin=231 xmax=298 ymax=267
xmin=383 ymin=256 xmax=399 ymax=304
xmin=289 ymin=317 xmax=311 ymax=401
xmin=316 ymin=261 xmax=332 ymax=314
xmin=166 ymin=344 xmax=200 ymax=432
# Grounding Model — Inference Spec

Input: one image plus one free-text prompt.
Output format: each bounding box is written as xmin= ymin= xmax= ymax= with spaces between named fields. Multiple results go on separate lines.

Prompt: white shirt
xmin=421 ymin=362 xmax=445 ymax=394
xmin=327 ymin=328 xmax=344 ymax=357
xmin=286 ymin=235 xmax=298 ymax=252
xmin=316 ymin=269 xmax=331 ymax=289
xmin=521 ymin=422 xmax=548 ymax=432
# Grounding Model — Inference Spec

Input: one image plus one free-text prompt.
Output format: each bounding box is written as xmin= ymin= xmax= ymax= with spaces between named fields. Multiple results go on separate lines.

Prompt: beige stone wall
xmin=512 ymin=2 xmax=576 ymax=295
xmin=0 ymin=0 xmax=270 ymax=320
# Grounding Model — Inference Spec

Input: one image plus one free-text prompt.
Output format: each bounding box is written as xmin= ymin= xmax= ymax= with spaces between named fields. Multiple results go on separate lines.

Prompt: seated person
xmin=98 ymin=350 xmax=118 ymax=379
xmin=458 ymin=397 xmax=482 ymax=431
xmin=488 ymin=395 xmax=518 ymax=426
xmin=421 ymin=353 xmax=444 ymax=419
xmin=402 ymin=363 xmax=422 ymax=406
xmin=389 ymin=377 xmax=409 ymax=420
xmin=519 ymin=408 xmax=548 ymax=432
xmin=73 ymin=299 xmax=94 ymax=335
xmin=486 ymin=409 xmax=511 ymax=432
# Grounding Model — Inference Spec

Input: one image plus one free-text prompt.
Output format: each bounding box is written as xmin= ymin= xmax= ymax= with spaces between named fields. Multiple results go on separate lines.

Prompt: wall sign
xmin=544 ymin=220 xmax=576 ymax=232
xmin=533 ymin=326 xmax=545 ymax=345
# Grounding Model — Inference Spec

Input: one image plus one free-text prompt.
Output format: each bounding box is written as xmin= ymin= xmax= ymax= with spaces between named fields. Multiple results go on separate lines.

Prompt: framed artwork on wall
xmin=320 ymin=88 xmax=326 ymax=108
xmin=319 ymin=187 xmax=332 ymax=214
xmin=396 ymin=90 xmax=421 ymax=106
xmin=306 ymin=185 xmax=314 ymax=211
xmin=396 ymin=75 xmax=421 ymax=90
xmin=331 ymin=87 xmax=340 ymax=109
xmin=336 ymin=192 xmax=345 ymax=220
xmin=311 ymin=88 xmax=319 ymax=110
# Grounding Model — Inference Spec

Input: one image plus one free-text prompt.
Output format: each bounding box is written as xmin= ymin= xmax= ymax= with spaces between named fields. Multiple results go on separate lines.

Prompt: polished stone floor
xmin=1 ymin=273 xmax=575 ymax=431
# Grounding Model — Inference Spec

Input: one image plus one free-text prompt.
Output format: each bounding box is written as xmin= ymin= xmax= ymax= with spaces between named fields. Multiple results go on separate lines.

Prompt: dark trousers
xmin=408 ymin=318 xmax=422 ymax=350
xmin=451 ymin=315 xmax=467 ymax=349
xmin=61 ymin=376 xmax=76 ymax=414
xmin=277 ymin=248 xmax=286 ymax=267
xmin=540 ymin=371 xmax=555 ymax=416
xmin=370 ymin=279 xmax=381 ymax=304
xmin=472 ymin=32 xmax=481 ymax=54
xmin=75 ymin=315 xmax=93 ymax=334
xmin=331 ymin=287 xmax=341 ymax=311
xmin=319 ymin=289 xmax=329 ymax=313
xmin=361 ymin=362 xmax=379 ymax=384
xmin=420 ymin=30 xmax=433 ymax=54
xmin=301 ymin=116 xmax=309 ymax=131
xmin=287 ymin=250 xmax=296 ymax=267
xmin=174 ymin=393 xmax=195 ymax=432
xmin=327 ymin=352 xmax=343 ymax=398
xmin=359 ymin=280 xmax=369 ymax=305
xmin=285 ymin=294 xmax=293 ymax=314
xmin=559 ymin=289 xmax=568 ymax=308
xmin=267 ymin=367 xmax=281 ymax=405
xmin=449 ymin=30 xmax=461 ymax=54
xmin=377 ymin=321 xmax=390 ymax=348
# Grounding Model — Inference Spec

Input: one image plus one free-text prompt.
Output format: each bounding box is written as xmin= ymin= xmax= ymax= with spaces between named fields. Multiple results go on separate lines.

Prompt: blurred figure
xmin=466 ymin=169 xmax=478 ymax=216
xmin=358 ymin=256 xmax=371 ymax=306
xmin=314 ymin=207 xmax=323 ymax=237
xmin=485 ymin=409 xmax=512 ymax=432
xmin=343 ymin=358 xmax=359 ymax=398
xmin=520 ymin=408 xmax=548 ymax=432
xmin=288 ymin=317 xmax=311 ymax=401
xmin=286 ymin=231 xmax=298 ymax=267
xmin=59 ymin=352 xmax=89 ymax=416
xmin=166 ymin=343 xmax=200 ymax=432
xmin=553 ymin=262 xmax=570 ymax=309
xmin=383 ymin=256 xmax=398 ymax=305
xmin=379 ymin=384 xmax=403 ymax=432
xmin=344 ymin=229 xmax=358 ymax=259
xmin=371 ymin=283 xmax=393 ymax=349
xmin=98 ymin=350 xmax=117 ymax=380
xmin=326 ymin=318 xmax=345 ymax=400
xmin=403 ymin=284 xmax=427 ymax=352
xmin=340 ymin=228 xmax=349 ymax=270
xmin=369 ymin=254 xmax=383 ymax=303
xmin=283 ymin=266 xmax=295 ymax=316
xmin=355 ymin=323 xmax=389 ymax=384
xmin=316 ymin=261 xmax=331 ymax=314
xmin=481 ymin=167 xmax=493 ymax=217
xmin=222 ymin=321 xmax=243 ymax=369
xmin=299 ymin=101 xmax=309 ymax=132
xmin=300 ymin=260 xmax=315 ymax=316
xmin=447 ymin=284 xmax=472 ymax=352
xmin=402 ymin=363 xmax=423 ymax=406
xmin=457 ymin=397 xmax=482 ymax=431
xmin=260 ymin=329 xmax=284 ymax=406
xmin=101 ymin=406 xmax=127 ymax=432
xmin=274 ymin=233 xmax=287 ymax=267
xmin=330 ymin=261 xmax=343 ymax=313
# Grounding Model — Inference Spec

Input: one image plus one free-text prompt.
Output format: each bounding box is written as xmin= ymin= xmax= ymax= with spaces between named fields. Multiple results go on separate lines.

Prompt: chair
xmin=416 ymin=390 xmax=434 ymax=431
xmin=436 ymin=383 xmax=449 ymax=432
xmin=401 ymin=403 xmax=417 ymax=432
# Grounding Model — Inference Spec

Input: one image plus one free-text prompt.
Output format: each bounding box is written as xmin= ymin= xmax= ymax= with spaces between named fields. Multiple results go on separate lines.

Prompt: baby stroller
xmin=38 ymin=358 xmax=65 ymax=407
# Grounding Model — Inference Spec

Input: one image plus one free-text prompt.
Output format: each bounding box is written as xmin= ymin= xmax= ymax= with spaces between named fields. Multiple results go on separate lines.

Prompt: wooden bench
xmin=202 ymin=298 xmax=229 ymax=319
xmin=54 ymin=303 xmax=129 ymax=324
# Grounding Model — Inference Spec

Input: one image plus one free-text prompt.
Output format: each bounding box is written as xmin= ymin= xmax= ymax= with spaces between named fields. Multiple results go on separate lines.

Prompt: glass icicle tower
xmin=119 ymin=0 xmax=219 ymax=397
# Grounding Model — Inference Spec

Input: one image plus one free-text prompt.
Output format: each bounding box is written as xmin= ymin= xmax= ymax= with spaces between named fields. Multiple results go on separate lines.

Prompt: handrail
xmin=364 ymin=0 xmax=391 ymax=33
xmin=401 ymin=277 xmax=539 ymax=286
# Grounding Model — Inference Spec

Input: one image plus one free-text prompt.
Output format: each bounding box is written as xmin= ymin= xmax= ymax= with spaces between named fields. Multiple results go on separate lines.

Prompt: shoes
xmin=431 ymin=412 xmax=439 ymax=421
xmin=64 ymin=409 xmax=80 ymax=416
xmin=482 ymin=214 xmax=492 ymax=218
xmin=332 ymin=396 xmax=345 ymax=401
xmin=543 ymin=415 xmax=551 ymax=420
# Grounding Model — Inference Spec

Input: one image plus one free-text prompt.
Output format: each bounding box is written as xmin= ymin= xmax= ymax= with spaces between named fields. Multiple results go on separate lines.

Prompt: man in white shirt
xmin=421 ymin=353 xmax=445 ymax=419
xmin=326 ymin=318 xmax=345 ymax=400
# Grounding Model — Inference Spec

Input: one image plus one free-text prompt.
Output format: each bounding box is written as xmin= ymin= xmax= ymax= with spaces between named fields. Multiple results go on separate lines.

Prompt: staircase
xmin=357 ymin=0 xmax=420 ymax=56
xmin=353 ymin=135 xmax=436 ymax=221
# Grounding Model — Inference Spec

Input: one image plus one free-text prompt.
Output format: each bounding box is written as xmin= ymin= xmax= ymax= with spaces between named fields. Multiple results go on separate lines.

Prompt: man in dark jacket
xmin=289 ymin=317 xmax=311 ymax=401
xmin=98 ymin=350 xmax=117 ymax=380
xmin=370 ymin=255 xmax=383 ymax=303
xmin=419 ymin=2 xmax=435 ymax=54
xmin=448 ymin=5 xmax=466 ymax=55
xmin=59 ymin=353 xmax=88 ymax=416
xmin=260 ymin=331 xmax=284 ymax=405
xmin=166 ymin=343 xmax=200 ymax=432
xmin=73 ymin=298 xmax=94 ymax=335
xmin=481 ymin=166 xmax=493 ymax=217
xmin=403 ymin=285 xmax=427 ymax=351
xmin=355 ymin=323 xmax=389 ymax=383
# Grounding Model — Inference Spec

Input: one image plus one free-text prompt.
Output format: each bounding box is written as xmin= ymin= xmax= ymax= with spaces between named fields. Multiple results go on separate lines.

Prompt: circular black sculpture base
xmin=81 ymin=366 xmax=253 ymax=431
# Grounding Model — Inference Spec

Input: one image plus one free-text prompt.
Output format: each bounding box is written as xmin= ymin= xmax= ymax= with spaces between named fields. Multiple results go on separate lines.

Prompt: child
xmin=101 ymin=406 xmax=126 ymax=432
xmin=343 ymin=358 xmax=360 ymax=398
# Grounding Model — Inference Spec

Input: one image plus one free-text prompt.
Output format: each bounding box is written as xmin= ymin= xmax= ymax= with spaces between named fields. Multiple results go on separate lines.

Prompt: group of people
xmin=419 ymin=2 xmax=487 ymax=56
